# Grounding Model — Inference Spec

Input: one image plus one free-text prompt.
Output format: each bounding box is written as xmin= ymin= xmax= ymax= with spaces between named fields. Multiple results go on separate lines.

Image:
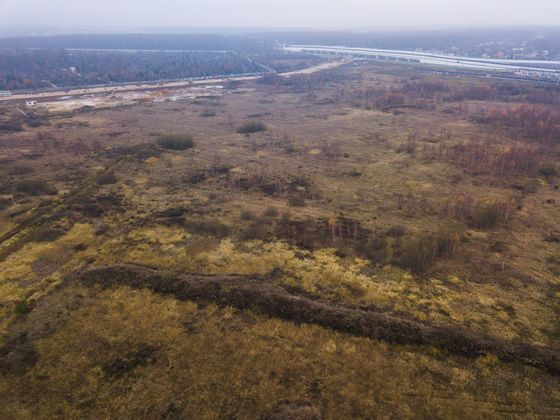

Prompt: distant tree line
xmin=486 ymin=104 xmax=560 ymax=146
xmin=0 ymin=34 xmax=270 ymax=53
xmin=346 ymin=78 xmax=560 ymax=110
xmin=0 ymin=49 xmax=264 ymax=90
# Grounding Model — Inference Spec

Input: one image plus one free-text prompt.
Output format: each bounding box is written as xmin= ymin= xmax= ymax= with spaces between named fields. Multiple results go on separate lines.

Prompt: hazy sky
xmin=1 ymin=0 xmax=559 ymax=29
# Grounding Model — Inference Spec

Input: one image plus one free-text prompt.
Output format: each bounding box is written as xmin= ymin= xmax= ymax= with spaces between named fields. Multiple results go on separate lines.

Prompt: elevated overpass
xmin=283 ymin=44 xmax=560 ymax=80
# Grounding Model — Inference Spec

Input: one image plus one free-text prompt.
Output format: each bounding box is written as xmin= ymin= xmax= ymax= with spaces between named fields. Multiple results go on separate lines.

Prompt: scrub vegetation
xmin=0 ymin=59 xmax=559 ymax=417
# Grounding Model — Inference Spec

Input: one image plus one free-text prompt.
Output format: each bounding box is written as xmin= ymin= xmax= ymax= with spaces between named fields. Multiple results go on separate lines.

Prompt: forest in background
xmin=0 ymin=49 xmax=266 ymax=91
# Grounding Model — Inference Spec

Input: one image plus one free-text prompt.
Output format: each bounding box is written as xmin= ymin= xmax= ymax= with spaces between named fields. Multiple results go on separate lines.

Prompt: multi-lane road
xmin=284 ymin=44 xmax=560 ymax=82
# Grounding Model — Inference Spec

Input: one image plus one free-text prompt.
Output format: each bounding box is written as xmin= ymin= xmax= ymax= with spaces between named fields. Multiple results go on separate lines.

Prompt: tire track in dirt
xmin=0 ymin=146 xmax=142 ymax=262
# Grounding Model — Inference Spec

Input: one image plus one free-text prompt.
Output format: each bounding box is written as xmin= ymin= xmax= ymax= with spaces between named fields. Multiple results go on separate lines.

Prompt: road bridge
xmin=283 ymin=45 xmax=560 ymax=81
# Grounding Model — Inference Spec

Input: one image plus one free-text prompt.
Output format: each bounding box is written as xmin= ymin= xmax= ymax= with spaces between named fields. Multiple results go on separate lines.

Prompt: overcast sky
xmin=1 ymin=0 xmax=559 ymax=29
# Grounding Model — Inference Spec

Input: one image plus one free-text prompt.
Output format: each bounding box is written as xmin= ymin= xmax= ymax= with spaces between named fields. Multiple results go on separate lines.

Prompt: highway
xmin=283 ymin=44 xmax=560 ymax=81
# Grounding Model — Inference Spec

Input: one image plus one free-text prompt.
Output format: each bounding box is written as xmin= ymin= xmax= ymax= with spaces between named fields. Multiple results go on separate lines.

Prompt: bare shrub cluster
xmin=157 ymin=134 xmax=195 ymax=151
xmin=237 ymin=121 xmax=267 ymax=134
xmin=486 ymin=104 xmax=560 ymax=146
xmin=397 ymin=228 xmax=462 ymax=274
xmin=442 ymin=193 xmax=520 ymax=229
xmin=422 ymin=141 xmax=544 ymax=178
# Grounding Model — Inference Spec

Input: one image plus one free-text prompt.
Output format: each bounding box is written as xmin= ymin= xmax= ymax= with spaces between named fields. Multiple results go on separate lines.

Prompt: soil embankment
xmin=78 ymin=264 xmax=560 ymax=376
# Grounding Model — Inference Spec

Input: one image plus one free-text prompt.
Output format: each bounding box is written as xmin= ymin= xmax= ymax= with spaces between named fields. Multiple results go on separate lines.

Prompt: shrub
xmin=0 ymin=122 xmax=24 ymax=132
xmin=242 ymin=221 xmax=269 ymax=241
xmin=434 ymin=228 xmax=460 ymax=256
xmin=263 ymin=207 xmax=279 ymax=218
xmin=157 ymin=134 xmax=195 ymax=151
xmin=398 ymin=228 xmax=460 ymax=274
xmin=355 ymin=236 xmax=389 ymax=265
xmin=376 ymin=92 xmax=406 ymax=108
xmin=259 ymin=183 xmax=277 ymax=196
xmin=539 ymin=162 xmax=558 ymax=177
xmin=0 ymin=197 xmax=12 ymax=210
xmin=288 ymin=196 xmax=306 ymax=207
xmin=27 ymin=118 xmax=49 ymax=128
xmin=96 ymin=172 xmax=118 ymax=185
xmin=74 ymin=243 xmax=88 ymax=251
xmin=468 ymin=203 xmax=503 ymax=230
xmin=200 ymin=109 xmax=216 ymax=117
xmin=31 ymin=228 xmax=65 ymax=243
xmin=71 ymin=192 xmax=123 ymax=218
xmin=386 ymin=225 xmax=406 ymax=238
xmin=237 ymin=121 xmax=267 ymax=134
xmin=8 ymin=165 xmax=34 ymax=176
xmin=520 ymin=180 xmax=539 ymax=194
xmin=14 ymin=301 xmax=31 ymax=315
xmin=396 ymin=141 xmax=417 ymax=154
xmin=484 ymin=104 xmax=560 ymax=146
xmin=544 ymin=233 xmax=560 ymax=243
xmin=398 ymin=235 xmax=437 ymax=274
xmin=240 ymin=210 xmax=256 ymax=221
xmin=489 ymin=241 xmax=507 ymax=252
xmin=283 ymin=142 xmax=296 ymax=154
xmin=546 ymin=255 xmax=560 ymax=276
xmin=15 ymin=179 xmax=52 ymax=196
xmin=184 ymin=219 xmax=230 ymax=238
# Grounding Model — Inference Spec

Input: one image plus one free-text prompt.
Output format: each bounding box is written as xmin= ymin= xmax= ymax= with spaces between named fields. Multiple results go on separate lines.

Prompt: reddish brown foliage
xmin=487 ymin=104 xmax=560 ymax=146
xmin=422 ymin=141 xmax=544 ymax=177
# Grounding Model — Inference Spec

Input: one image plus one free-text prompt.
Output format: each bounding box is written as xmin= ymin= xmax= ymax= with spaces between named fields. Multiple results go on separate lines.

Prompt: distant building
xmin=0 ymin=91 xmax=11 ymax=97
xmin=25 ymin=100 xmax=38 ymax=107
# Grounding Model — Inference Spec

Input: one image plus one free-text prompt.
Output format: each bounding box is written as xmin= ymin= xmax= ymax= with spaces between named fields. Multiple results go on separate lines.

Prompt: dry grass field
xmin=0 ymin=61 xmax=559 ymax=418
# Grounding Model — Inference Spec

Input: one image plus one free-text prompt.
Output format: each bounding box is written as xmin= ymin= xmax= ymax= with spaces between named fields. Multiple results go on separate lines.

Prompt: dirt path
xmin=0 ymin=144 xmax=147 ymax=260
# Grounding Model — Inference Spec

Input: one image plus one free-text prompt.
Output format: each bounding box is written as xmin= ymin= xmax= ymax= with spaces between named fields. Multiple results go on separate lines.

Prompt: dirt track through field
xmin=78 ymin=264 xmax=560 ymax=376
xmin=0 ymin=144 xmax=146 ymax=261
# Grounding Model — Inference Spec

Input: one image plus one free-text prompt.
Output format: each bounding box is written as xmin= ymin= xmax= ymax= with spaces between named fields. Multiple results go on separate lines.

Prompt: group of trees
xmin=521 ymin=90 xmax=560 ymax=106
xmin=0 ymin=34 xmax=269 ymax=53
xmin=391 ymin=81 xmax=509 ymax=106
xmin=398 ymin=227 xmax=461 ymax=273
xmin=422 ymin=141 xmax=544 ymax=178
xmin=258 ymin=71 xmax=347 ymax=94
xmin=227 ymin=171 xmax=316 ymax=201
xmin=486 ymin=104 xmax=560 ymax=146
xmin=442 ymin=193 xmax=520 ymax=229
xmin=346 ymin=77 xmax=560 ymax=111
xmin=273 ymin=213 xmax=462 ymax=274
xmin=401 ymin=79 xmax=449 ymax=98
xmin=275 ymin=215 xmax=379 ymax=254
xmin=0 ymin=49 xmax=264 ymax=90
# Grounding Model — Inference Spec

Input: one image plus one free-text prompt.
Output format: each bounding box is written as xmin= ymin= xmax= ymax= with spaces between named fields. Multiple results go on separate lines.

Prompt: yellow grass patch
xmin=144 ymin=156 xmax=159 ymax=165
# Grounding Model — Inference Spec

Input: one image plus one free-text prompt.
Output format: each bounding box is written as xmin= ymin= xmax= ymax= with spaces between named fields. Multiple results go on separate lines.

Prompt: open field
xmin=0 ymin=59 xmax=559 ymax=417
